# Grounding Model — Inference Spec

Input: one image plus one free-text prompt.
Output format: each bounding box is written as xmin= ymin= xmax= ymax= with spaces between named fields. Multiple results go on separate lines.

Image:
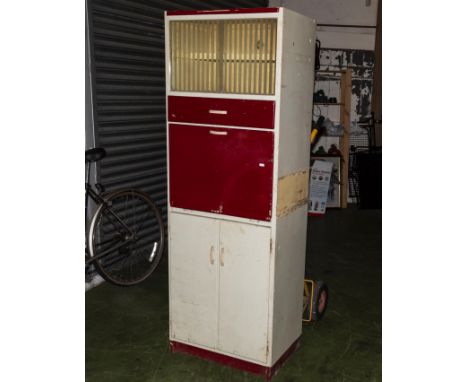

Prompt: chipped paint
xmin=276 ymin=170 xmax=309 ymax=217
xmin=315 ymin=48 xmax=375 ymax=123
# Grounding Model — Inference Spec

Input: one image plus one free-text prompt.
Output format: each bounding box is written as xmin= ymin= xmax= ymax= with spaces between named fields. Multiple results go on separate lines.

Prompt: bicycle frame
xmin=85 ymin=163 xmax=135 ymax=265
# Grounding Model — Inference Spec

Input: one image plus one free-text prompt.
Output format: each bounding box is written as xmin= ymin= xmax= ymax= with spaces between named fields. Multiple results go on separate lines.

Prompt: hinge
xmin=269 ymin=238 xmax=273 ymax=253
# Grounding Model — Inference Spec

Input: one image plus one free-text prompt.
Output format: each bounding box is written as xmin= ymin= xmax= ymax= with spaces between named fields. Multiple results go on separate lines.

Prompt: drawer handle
xmin=209 ymin=130 xmax=228 ymax=136
xmin=208 ymin=109 xmax=228 ymax=115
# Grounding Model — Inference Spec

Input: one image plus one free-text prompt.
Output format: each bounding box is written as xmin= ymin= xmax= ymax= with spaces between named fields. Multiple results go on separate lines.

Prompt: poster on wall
xmin=308 ymin=159 xmax=335 ymax=216
xmin=311 ymin=156 xmax=341 ymax=209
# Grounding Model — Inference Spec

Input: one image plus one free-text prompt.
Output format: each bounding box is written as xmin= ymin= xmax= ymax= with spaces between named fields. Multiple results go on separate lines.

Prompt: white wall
xmin=270 ymin=0 xmax=378 ymax=50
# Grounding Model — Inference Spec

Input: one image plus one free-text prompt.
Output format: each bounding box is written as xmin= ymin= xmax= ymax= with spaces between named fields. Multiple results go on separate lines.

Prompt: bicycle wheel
xmin=88 ymin=189 xmax=165 ymax=286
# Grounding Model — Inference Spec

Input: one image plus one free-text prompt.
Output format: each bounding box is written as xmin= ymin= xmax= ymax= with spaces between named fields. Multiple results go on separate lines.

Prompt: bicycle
xmin=85 ymin=147 xmax=165 ymax=286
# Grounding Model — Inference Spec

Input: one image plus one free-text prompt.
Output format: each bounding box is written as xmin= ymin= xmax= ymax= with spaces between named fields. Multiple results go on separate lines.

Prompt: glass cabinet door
xmin=169 ymin=19 xmax=277 ymax=95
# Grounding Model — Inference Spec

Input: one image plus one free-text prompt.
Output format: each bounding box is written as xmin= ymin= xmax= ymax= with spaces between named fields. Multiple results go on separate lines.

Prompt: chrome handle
xmin=209 ymin=246 xmax=214 ymax=265
xmin=208 ymin=109 xmax=228 ymax=115
xmin=220 ymin=247 xmax=225 ymax=267
xmin=209 ymin=130 xmax=228 ymax=136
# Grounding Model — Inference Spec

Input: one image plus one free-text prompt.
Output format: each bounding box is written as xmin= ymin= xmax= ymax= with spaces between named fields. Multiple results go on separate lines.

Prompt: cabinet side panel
xmin=169 ymin=213 xmax=219 ymax=349
xmin=271 ymin=205 xmax=308 ymax=363
xmin=277 ymin=10 xmax=316 ymax=179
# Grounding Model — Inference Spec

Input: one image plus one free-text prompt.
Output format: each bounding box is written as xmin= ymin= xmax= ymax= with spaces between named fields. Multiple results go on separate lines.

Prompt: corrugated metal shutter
xmin=86 ymin=0 xmax=268 ymax=220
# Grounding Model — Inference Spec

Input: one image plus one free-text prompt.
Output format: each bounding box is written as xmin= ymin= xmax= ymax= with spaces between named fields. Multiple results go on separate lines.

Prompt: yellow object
xmin=310 ymin=128 xmax=318 ymax=143
xmin=302 ymin=279 xmax=315 ymax=322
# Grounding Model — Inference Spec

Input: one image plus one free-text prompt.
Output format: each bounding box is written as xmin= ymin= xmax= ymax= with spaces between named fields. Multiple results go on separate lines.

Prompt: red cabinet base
xmin=170 ymin=337 xmax=301 ymax=381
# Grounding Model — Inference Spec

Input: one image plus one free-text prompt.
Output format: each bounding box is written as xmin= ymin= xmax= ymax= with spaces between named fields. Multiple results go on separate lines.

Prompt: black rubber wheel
xmin=312 ymin=281 xmax=329 ymax=321
xmin=88 ymin=189 xmax=165 ymax=286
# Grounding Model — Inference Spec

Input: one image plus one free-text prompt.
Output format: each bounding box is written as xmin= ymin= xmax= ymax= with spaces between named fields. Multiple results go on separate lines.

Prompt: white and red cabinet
xmin=165 ymin=7 xmax=316 ymax=380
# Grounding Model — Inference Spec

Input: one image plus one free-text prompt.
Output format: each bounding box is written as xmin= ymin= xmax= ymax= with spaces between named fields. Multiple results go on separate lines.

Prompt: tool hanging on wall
xmin=315 ymin=39 xmax=321 ymax=70
xmin=310 ymin=115 xmax=325 ymax=149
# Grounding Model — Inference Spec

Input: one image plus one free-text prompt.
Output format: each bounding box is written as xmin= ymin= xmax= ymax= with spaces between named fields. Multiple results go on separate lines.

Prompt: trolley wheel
xmin=311 ymin=281 xmax=328 ymax=321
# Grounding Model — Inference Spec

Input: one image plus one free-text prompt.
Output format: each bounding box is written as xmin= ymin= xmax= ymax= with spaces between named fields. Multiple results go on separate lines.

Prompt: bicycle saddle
xmin=85 ymin=147 xmax=106 ymax=163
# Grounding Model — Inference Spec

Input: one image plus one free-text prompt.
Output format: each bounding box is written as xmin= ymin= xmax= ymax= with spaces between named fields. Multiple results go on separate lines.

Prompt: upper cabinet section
xmin=169 ymin=19 xmax=278 ymax=95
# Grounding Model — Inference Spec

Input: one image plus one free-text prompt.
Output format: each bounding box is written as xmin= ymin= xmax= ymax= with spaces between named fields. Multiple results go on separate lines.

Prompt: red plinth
xmin=169 ymin=337 xmax=300 ymax=381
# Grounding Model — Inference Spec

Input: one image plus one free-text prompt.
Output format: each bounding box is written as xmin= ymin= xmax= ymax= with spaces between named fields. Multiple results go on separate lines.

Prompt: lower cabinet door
xmin=169 ymin=213 xmax=219 ymax=349
xmin=218 ymin=221 xmax=271 ymax=363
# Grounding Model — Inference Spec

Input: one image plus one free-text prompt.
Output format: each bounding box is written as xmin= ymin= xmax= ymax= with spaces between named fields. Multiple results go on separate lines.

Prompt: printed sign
xmin=308 ymin=160 xmax=334 ymax=215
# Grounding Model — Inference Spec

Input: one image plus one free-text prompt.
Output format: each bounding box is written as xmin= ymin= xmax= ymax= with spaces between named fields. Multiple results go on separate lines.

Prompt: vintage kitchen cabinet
xmin=165 ymin=7 xmax=316 ymax=380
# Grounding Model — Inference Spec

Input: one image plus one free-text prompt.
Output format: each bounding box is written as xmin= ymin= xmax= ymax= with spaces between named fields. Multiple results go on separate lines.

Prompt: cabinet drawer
xmin=169 ymin=123 xmax=274 ymax=221
xmin=168 ymin=96 xmax=275 ymax=129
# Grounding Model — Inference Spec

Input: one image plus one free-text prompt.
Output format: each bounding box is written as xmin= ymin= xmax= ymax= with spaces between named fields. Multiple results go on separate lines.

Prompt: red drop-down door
xmin=169 ymin=124 xmax=274 ymax=221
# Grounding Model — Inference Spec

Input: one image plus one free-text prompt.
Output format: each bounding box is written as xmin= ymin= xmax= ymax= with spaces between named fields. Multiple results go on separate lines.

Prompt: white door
xmin=218 ymin=221 xmax=271 ymax=363
xmin=169 ymin=213 xmax=219 ymax=349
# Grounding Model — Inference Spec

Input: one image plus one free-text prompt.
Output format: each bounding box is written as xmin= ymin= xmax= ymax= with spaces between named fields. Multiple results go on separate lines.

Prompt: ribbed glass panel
xmin=170 ymin=19 xmax=277 ymax=95
xmin=170 ymin=20 xmax=220 ymax=92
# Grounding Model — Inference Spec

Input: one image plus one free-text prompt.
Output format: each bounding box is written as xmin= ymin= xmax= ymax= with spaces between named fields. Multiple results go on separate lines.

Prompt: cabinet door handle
xmin=220 ymin=247 xmax=225 ymax=267
xmin=209 ymin=246 xmax=215 ymax=265
xmin=209 ymin=130 xmax=228 ymax=136
xmin=208 ymin=109 xmax=228 ymax=115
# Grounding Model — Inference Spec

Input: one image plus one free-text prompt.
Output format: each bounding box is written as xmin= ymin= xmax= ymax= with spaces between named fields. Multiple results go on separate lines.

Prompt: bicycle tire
xmin=88 ymin=189 xmax=165 ymax=286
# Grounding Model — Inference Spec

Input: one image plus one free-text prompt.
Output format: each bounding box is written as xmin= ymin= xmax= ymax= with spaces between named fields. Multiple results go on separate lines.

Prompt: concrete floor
xmin=86 ymin=207 xmax=381 ymax=381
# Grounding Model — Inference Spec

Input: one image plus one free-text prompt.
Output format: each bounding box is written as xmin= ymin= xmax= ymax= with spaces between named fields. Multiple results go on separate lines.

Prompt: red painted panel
xmin=170 ymin=337 xmax=300 ymax=381
xmin=169 ymin=124 xmax=273 ymax=221
xmin=168 ymin=96 xmax=275 ymax=130
xmin=167 ymin=8 xmax=279 ymax=16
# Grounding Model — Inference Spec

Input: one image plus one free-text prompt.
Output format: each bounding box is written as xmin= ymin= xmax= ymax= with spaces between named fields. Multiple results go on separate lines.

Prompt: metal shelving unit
xmin=314 ymin=68 xmax=352 ymax=208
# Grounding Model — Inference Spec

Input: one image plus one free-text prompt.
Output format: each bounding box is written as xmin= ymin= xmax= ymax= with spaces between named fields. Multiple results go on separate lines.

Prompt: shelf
xmin=314 ymin=102 xmax=344 ymax=106
xmin=313 ymin=68 xmax=352 ymax=208
xmin=315 ymin=69 xmax=346 ymax=73
xmin=311 ymin=153 xmax=342 ymax=158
